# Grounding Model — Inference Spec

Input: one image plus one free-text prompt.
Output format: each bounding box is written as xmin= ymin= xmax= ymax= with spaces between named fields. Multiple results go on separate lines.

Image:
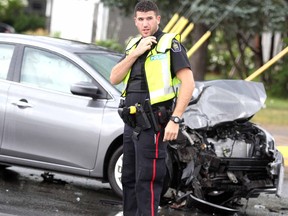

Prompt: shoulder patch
xmin=171 ymin=40 xmax=181 ymax=52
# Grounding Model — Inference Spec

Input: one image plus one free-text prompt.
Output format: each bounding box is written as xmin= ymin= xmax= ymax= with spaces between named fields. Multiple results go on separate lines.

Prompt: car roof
xmin=0 ymin=33 xmax=119 ymax=54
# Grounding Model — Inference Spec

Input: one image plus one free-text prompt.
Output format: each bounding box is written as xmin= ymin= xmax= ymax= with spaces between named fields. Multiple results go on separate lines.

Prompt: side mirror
xmin=70 ymin=81 xmax=99 ymax=99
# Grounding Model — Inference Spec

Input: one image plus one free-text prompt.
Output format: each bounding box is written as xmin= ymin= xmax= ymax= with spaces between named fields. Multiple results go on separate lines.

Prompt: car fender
xmin=91 ymin=99 xmax=124 ymax=178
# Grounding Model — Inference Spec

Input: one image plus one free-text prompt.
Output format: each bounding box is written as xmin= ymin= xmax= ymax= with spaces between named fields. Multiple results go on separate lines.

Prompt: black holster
xmin=135 ymin=103 xmax=151 ymax=130
xmin=144 ymin=99 xmax=171 ymax=133
xmin=118 ymin=99 xmax=136 ymax=128
xmin=117 ymin=99 xmax=152 ymax=130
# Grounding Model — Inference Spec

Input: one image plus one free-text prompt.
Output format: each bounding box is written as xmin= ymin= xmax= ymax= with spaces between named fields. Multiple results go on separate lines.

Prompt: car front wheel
xmin=108 ymin=145 xmax=123 ymax=197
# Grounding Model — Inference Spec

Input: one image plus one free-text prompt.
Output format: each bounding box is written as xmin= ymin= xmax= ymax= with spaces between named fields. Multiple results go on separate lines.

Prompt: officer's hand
xmin=163 ymin=121 xmax=179 ymax=142
xmin=134 ymin=36 xmax=157 ymax=56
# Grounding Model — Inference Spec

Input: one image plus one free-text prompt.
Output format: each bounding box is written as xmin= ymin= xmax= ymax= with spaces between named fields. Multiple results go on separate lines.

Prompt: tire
xmin=108 ymin=145 xmax=123 ymax=198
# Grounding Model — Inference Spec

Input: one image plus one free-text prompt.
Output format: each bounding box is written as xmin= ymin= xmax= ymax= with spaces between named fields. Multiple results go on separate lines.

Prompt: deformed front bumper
xmin=270 ymin=149 xmax=285 ymax=197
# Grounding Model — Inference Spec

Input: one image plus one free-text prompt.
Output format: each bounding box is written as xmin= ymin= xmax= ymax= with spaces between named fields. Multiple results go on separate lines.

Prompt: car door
xmin=1 ymin=46 xmax=105 ymax=173
xmin=0 ymin=43 xmax=15 ymax=147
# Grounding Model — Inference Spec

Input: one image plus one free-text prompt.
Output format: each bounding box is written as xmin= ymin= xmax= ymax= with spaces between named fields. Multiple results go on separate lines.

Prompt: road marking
xmin=277 ymin=146 xmax=287 ymax=167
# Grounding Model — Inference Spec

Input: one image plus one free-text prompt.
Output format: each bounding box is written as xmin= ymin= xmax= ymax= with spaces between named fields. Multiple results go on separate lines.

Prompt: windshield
xmin=77 ymin=52 xmax=124 ymax=92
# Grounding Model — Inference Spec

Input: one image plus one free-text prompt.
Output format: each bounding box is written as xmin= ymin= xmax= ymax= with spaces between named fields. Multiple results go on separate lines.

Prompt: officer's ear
xmin=157 ymin=15 xmax=161 ymax=25
xmin=134 ymin=16 xmax=137 ymax=25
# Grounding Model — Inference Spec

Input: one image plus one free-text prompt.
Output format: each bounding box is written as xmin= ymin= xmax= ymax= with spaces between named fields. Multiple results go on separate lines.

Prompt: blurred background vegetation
xmin=1 ymin=0 xmax=288 ymax=125
xmin=101 ymin=0 xmax=288 ymax=99
xmin=0 ymin=0 xmax=46 ymax=33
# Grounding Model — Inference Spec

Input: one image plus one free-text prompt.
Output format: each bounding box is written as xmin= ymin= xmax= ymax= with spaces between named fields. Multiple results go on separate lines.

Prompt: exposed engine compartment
xmin=165 ymin=121 xmax=279 ymax=214
xmin=162 ymin=80 xmax=284 ymax=215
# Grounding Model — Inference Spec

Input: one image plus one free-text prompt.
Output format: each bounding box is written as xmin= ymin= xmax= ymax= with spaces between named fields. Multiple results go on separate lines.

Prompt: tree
xmin=199 ymin=0 xmax=288 ymax=81
xmin=0 ymin=0 xmax=24 ymax=25
xmin=175 ymin=0 xmax=288 ymax=81
xmin=0 ymin=0 xmax=45 ymax=33
xmin=101 ymin=0 xmax=288 ymax=84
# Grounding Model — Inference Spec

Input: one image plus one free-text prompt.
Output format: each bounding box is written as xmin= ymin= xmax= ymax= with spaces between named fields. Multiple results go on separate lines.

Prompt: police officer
xmin=110 ymin=1 xmax=195 ymax=215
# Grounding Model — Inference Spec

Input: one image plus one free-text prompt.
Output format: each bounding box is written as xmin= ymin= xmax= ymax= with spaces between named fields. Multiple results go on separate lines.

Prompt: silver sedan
xmin=0 ymin=33 xmax=124 ymax=197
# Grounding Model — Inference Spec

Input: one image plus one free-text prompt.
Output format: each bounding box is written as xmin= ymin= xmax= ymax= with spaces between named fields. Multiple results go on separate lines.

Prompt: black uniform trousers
xmin=122 ymin=124 xmax=167 ymax=216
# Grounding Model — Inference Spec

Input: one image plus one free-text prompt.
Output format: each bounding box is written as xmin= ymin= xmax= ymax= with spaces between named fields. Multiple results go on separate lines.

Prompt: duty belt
xmin=118 ymin=99 xmax=171 ymax=133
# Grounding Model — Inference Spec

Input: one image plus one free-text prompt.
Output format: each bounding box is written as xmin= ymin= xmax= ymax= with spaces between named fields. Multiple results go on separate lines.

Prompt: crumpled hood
xmin=183 ymin=80 xmax=266 ymax=129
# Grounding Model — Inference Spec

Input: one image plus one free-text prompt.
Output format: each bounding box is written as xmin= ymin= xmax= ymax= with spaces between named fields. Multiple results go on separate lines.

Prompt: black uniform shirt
xmin=123 ymin=29 xmax=192 ymax=107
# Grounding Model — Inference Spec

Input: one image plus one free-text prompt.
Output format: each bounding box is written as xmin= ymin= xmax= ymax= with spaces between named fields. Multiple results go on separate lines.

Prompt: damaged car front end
xmin=163 ymin=80 xmax=284 ymax=215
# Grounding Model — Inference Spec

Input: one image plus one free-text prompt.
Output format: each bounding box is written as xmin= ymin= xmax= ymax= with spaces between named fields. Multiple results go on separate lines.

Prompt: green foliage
xmin=188 ymin=0 xmax=288 ymax=35
xmin=0 ymin=0 xmax=24 ymax=25
xmin=265 ymin=56 xmax=288 ymax=98
xmin=258 ymin=37 xmax=288 ymax=98
xmin=14 ymin=14 xmax=45 ymax=32
xmin=207 ymin=31 xmax=233 ymax=76
xmin=101 ymin=0 xmax=288 ymax=92
xmin=96 ymin=40 xmax=124 ymax=53
xmin=100 ymin=0 xmax=288 ymax=40
xmin=0 ymin=0 xmax=45 ymax=32
xmin=207 ymin=30 xmax=255 ymax=78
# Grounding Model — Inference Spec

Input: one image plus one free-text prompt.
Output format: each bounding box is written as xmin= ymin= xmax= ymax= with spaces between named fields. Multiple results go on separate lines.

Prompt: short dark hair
xmin=134 ymin=0 xmax=159 ymax=16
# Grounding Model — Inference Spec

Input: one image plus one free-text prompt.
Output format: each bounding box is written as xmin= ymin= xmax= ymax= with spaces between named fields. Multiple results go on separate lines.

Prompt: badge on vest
xmin=150 ymin=54 xmax=167 ymax=61
xmin=171 ymin=40 xmax=181 ymax=52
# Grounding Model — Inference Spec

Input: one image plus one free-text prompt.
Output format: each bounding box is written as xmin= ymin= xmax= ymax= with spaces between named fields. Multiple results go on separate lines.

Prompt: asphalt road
xmin=0 ymin=125 xmax=287 ymax=216
xmin=0 ymin=166 xmax=287 ymax=216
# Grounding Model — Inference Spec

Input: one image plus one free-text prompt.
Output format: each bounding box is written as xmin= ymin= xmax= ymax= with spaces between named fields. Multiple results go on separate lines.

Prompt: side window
xmin=0 ymin=44 xmax=15 ymax=80
xmin=20 ymin=47 xmax=92 ymax=94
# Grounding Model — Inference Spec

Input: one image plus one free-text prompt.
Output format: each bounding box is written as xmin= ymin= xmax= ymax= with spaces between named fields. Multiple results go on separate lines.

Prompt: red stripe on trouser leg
xmin=155 ymin=132 xmax=160 ymax=158
xmin=150 ymin=159 xmax=156 ymax=216
xmin=150 ymin=132 xmax=160 ymax=216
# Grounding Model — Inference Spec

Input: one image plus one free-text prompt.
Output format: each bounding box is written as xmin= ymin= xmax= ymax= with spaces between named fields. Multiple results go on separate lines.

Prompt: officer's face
xmin=134 ymin=11 xmax=160 ymax=38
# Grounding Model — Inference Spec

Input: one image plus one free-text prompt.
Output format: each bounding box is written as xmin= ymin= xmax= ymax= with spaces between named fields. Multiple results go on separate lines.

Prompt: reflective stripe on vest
xmin=122 ymin=33 xmax=181 ymax=105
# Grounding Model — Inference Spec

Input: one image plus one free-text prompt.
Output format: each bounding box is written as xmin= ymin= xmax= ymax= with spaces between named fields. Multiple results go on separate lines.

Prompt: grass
xmin=251 ymin=97 xmax=288 ymax=126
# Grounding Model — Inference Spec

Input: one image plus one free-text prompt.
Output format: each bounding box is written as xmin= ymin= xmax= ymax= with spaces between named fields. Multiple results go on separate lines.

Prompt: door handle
xmin=11 ymin=99 xmax=33 ymax=108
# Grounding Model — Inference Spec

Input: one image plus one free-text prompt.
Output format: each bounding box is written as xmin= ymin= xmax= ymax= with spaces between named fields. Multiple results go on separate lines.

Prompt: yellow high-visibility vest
xmin=122 ymin=33 xmax=181 ymax=105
